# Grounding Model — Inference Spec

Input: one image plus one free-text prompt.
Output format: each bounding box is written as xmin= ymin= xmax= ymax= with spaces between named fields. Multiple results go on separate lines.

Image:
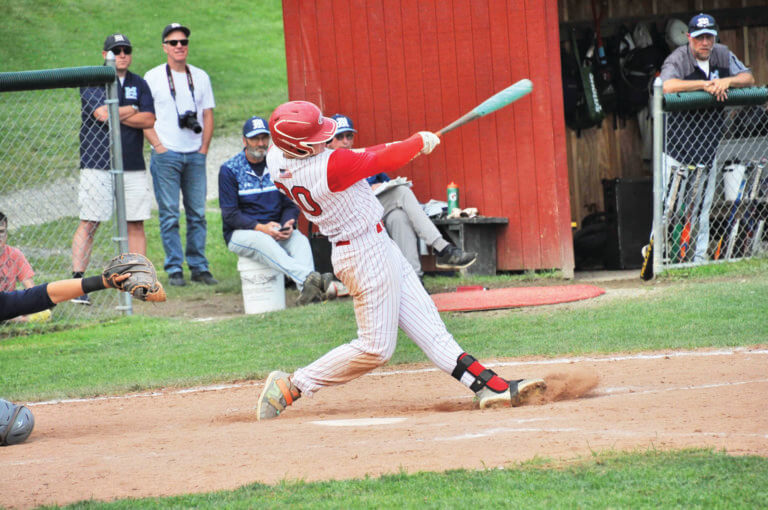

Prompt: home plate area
xmin=431 ymin=284 xmax=605 ymax=312
xmin=5 ymin=348 xmax=765 ymax=509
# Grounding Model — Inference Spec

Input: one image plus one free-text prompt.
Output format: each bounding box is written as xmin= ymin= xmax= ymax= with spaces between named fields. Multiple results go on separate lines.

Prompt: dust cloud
xmin=536 ymin=368 xmax=600 ymax=403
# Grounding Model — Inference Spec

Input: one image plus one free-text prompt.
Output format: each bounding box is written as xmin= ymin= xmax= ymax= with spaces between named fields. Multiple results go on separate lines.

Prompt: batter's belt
xmin=334 ymin=221 xmax=384 ymax=247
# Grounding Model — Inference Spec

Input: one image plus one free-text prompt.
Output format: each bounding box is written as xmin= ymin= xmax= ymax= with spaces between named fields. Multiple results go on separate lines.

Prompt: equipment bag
xmin=562 ymin=29 xmax=604 ymax=135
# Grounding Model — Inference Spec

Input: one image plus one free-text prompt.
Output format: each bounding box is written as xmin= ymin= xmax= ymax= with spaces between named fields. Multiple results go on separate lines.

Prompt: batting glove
xmin=417 ymin=131 xmax=441 ymax=155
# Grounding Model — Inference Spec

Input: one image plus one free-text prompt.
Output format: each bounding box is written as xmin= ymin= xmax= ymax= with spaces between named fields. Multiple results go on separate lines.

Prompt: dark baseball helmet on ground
xmin=0 ymin=398 xmax=35 ymax=446
xmin=269 ymin=101 xmax=337 ymax=158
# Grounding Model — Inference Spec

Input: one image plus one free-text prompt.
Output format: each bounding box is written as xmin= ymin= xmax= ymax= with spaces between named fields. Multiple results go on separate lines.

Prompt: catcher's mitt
xmin=102 ymin=253 xmax=167 ymax=302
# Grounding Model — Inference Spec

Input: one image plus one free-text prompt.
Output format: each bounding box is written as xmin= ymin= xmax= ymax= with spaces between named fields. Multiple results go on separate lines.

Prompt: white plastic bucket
xmin=237 ymin=256 xmax=285 ymax=314
xmin=723 ymin=163 xmax=746 ymax=201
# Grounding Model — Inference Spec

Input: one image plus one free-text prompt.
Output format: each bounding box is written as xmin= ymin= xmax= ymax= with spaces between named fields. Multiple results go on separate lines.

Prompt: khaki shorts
xmin=78 ymin=169 xmax=152 ymax=222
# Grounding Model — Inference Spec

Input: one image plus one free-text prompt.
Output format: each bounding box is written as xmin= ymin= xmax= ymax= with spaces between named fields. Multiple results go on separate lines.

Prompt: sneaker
xmin=72 ymin=294 xmax=91 ymax=305
xmin=321 ymin=272 xmax=349 ymax=300
xmin=435 ymin=245 xmax=478 ymax=270
xmin=476 ymin=378 xmax=546 ymax=409
xmin=296 ymin=271 xmax=323 ymax=305
xmin=256 ymin=371 xmax=301 ymax=421
xmin=191 ymin=271 xmax=218 ymax=285
xmin=168 ymin=272 xmax=186 ymax=287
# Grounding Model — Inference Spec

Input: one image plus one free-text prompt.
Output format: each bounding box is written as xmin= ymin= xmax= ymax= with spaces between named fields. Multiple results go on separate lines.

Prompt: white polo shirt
xmin=144 ymin=63 xmax=215 ymax=152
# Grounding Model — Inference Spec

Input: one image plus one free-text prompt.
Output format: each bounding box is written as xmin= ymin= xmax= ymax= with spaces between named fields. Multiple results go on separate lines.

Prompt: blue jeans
xmin=150 ymin=149 xmax=209 ymax=275
xmin=228 ymin=229 xmax=315 ymax=290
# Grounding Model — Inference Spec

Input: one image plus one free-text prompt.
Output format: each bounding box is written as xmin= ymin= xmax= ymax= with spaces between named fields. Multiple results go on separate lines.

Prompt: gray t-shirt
xmin=660 ymin=43 xmax=750 ymax=82
xmin=660 ymin=44 xmax=752 ymax=164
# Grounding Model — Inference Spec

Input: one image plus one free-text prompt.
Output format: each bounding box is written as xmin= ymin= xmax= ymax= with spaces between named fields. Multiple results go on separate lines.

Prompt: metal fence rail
xmin=651 ymin=80 xmax=768 ymax=275
xmin=1 ymin=62 xmax=130 ymax=330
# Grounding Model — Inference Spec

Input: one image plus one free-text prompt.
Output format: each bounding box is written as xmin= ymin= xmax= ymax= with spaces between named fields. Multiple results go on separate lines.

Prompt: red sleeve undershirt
xmin=326 ymin=134 xmax=423 ymax=192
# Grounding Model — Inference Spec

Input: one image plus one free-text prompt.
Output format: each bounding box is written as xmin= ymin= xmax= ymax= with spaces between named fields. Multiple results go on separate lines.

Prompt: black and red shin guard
xmin=451 ymin=353 xmax=508 ymax=393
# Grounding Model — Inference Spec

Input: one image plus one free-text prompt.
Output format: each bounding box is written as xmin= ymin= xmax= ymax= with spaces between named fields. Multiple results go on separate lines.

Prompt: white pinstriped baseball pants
xmin=291 ymin=225 xmax=464 ymax=396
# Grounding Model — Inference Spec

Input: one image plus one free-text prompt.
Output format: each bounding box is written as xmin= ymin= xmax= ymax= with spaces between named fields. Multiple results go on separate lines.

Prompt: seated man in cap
xmin=660 ymin=13 xmax=754 ymax=262
xmin=218 ymin=116 xmax=339 ymax=305
xmin=328 ymin=114 xmax=477 ymax=280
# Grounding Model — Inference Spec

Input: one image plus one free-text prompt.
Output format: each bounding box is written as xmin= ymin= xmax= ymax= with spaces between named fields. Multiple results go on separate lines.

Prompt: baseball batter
xmin=256 ymin=101 xmax=545 ymax=420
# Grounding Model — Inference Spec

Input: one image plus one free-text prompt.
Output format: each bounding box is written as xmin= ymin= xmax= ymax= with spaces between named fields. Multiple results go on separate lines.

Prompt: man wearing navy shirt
xmin=72 ymin=33 xmax=155 ymax=304
xmin=218 ymin=116 xmax=325 ymax=305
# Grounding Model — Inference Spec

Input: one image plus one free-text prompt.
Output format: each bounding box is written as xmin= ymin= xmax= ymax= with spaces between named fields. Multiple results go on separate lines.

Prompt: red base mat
xmin=431 ymin=284 xmax=605 ymax=312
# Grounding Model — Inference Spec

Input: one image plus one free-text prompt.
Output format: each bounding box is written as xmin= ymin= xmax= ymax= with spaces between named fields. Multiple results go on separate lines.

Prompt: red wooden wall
xmin=282 ymin=0 xmax=574 ymax=274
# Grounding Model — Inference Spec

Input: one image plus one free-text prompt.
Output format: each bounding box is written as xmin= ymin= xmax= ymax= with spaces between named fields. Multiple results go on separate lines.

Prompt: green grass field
xmin=0 ymin=0 xmax=287 ymax=191
xmin=4 ymin=259 xmax=768 ymax=401
xmin=3 ymin=261 xmax=768 ymax=508
xmin=0 ymin=0 xmax=287 ymax=136
xmin=43 ymin=451 xmax=768 ymax=509
xmin=3 ymin=2 xmax=768 ymax=508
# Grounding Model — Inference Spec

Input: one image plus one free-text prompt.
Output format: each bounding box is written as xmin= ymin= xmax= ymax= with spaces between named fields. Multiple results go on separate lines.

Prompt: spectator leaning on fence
xmin=72 ymin=33 xmax=156 ymax=305
xmin=218 ymin=116 xmax=327 ymax=305
xmin=659 ymin=13 xmax=754 ymax=262
xmin=328 ymin=114 xmax=477 ymax=280
xmin=143 ymin=23 xmax=217 ymax=287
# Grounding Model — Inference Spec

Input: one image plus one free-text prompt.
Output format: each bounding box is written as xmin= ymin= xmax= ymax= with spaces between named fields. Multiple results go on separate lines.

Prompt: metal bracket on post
xmin=651 ymin=77 xmax=664 ymax=278
xmin=105 ymin=51 xmax=132 ymax=316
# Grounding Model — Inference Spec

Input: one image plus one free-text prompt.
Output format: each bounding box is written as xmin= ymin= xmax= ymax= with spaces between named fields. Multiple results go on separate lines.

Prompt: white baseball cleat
xmin=476 ymin=378 xmax=546 ymax=409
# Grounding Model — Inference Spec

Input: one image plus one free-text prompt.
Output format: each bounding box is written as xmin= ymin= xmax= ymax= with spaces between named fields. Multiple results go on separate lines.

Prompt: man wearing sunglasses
xmin=144 ymin=23 xmax=217 ymax=287
xmin=72 ymin=33 xmax=156 ymax=305
xmin=328 ymin=114 xmax=477 ymax=282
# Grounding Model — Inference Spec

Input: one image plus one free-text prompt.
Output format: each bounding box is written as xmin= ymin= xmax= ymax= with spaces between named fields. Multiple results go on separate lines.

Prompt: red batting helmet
xmin=269 ymin=101 xmax=337 ymax=158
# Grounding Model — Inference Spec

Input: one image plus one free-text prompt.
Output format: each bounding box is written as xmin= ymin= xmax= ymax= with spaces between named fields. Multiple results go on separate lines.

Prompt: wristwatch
xmin=131 ymin=104 xmax=139 ymax=112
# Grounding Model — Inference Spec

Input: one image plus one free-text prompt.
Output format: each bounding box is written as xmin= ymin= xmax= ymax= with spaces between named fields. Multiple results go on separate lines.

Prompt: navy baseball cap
xmin=688 ymin=13 xmax=717 ymax=38
xmin=104 ymin=33 xmax=131 ymax=51
xmin=162 ymin=23 xmax=190 ymax=41
xmin=243 ymin=116 xmax=270 ymax=138
xmin=331 ymin=114 xmax=356 ymax=134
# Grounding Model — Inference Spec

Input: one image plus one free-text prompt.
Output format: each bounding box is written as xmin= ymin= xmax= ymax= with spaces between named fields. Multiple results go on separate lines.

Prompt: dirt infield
xmin=3 ymin=346 xmax=766 ymax=508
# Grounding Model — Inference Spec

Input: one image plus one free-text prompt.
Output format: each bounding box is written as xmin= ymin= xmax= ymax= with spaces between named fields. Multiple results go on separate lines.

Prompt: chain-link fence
xmin=1 ymin=65 xmax=130 ymax=332
xmin=650 ymin=81 xmax=768 ymax=275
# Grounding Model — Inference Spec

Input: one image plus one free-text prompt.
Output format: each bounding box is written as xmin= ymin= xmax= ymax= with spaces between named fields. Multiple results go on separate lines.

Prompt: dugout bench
xmin=427 ymin=216 xmax=509 ymax=275
xmin=309 ymin=216 xmax=509 ymax=276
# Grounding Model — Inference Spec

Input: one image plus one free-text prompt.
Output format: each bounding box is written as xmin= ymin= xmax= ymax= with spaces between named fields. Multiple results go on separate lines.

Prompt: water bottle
xmin=447 ymin=181 xmax=459 ymax=214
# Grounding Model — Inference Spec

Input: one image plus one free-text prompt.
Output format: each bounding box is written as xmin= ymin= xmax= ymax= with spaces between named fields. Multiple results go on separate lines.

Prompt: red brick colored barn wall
xmin=282 ymin=0 xmax=573 ymax=274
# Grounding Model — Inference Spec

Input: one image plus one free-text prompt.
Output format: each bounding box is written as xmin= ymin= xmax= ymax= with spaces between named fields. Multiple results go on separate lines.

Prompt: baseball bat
xmin=640 ymin=165 xmax=685 ymax=280
xmin=723 ymin=163 xmax=755 ymax=259
xmin=727 ymin=161 xmax=753 ymax=258
xmin=740 ymin=158 xmax=766 ymax=256
xmin=751 ymin=219 xmax=765 ymax=255
xmin=714 ymin=172 xmax=747 ymax=260
xmin=437 ymin=79 xmax=533 ymax=136
xmin=670 ymin=167 xmax=692 ymax=261
xmin=679 ymin=164 xmax=704 ymax=261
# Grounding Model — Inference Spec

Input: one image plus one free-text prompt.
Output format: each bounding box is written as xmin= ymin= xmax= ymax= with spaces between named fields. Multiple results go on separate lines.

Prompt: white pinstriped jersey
xmin=266 ymin=143 xmax=465 ymax=397
xmin=267 ymin=145 xmax=384 ymax=243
